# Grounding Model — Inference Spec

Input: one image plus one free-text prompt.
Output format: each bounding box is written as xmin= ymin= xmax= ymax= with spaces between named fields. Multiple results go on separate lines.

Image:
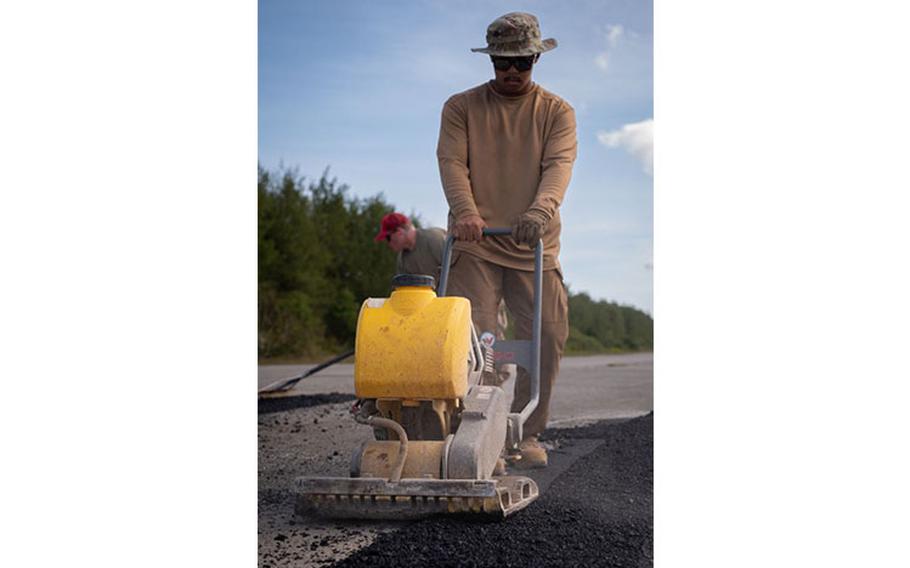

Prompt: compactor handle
xmin=438 ymin=228 xmax=531 ymax=295
xmin=437 ymin=227 xmax=543 ymax=435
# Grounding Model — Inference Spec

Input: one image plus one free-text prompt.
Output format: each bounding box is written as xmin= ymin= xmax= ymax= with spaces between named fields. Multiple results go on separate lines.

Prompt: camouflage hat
xmin=471 ymin=12 xmax=557 ymax=57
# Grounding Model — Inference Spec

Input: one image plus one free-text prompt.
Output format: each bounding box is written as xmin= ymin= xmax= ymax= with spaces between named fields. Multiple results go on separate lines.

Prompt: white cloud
xmin=605 ymin=24 xmax=624 ymax=47
xmin=597 ymin=119 xmax=654 ymax=175
xmin=594 ymin=24 xmax=624 ymax=73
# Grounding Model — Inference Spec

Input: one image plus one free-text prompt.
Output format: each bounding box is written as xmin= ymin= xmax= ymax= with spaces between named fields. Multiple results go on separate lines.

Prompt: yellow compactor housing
xmin=354 ymin=284 xmax=473 ymax=400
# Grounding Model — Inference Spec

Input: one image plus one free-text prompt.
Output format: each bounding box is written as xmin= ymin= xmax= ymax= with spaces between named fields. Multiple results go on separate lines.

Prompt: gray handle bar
xmin=437 ymin=228 xmax=542 ymax=434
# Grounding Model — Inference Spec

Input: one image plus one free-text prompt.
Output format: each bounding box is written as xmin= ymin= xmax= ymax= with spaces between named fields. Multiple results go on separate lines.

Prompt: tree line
xmin=258 ymin=165 xmax=652 ymax=359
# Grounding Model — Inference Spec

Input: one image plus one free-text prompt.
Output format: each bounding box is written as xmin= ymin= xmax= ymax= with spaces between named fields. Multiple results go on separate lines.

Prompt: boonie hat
xmin=374 ymin=212 xmax=410 ymax=242
xmin=471 ymin=12 xmax=557 ymax=57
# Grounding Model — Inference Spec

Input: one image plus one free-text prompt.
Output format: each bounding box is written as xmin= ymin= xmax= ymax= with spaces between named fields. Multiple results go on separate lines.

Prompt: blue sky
xmin=259 ymin=0 xmax=653 ymax=313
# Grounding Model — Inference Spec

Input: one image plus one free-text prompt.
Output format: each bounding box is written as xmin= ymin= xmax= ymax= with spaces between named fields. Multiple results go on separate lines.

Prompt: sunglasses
xmin=490 ymin=55 xmax=536 ymax=72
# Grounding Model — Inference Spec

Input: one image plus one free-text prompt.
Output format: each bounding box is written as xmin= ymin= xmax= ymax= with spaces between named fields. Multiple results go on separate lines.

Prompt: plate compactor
xmin=295 ymin=229 xmax=545 ymax=520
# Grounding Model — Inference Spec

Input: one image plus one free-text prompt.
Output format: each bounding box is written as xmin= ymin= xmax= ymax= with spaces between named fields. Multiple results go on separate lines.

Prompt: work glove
xmin=511 ymin=209 xmax=549 ymax=247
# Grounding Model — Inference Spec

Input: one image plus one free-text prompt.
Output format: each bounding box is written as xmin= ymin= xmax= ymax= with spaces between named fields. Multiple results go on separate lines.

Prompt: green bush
xmin=565 ymin=326 xmax=607 ymax=354
xmin=258 ymin=165 xmax=397 ymax=358
xmin=567 ymin=292 xmax=653 ymax=352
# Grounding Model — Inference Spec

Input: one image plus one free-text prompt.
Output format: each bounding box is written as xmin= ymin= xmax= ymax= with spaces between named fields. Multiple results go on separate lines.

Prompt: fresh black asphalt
xmin=332 ymin=414 xmax=653 ymax=568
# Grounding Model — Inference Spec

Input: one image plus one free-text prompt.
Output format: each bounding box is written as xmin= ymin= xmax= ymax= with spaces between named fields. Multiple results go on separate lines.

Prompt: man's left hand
xmin=512 ymin=209 xmax=549 ymax=246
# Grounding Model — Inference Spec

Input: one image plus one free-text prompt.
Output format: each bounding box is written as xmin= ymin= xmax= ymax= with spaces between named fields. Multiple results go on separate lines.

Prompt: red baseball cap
xmin=374 ymin=212 xmax=410 ymax=242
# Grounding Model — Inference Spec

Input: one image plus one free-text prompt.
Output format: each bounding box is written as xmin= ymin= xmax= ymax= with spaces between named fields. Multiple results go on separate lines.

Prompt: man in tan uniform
xmin=437 ymin=12 xmax=577 ymax=468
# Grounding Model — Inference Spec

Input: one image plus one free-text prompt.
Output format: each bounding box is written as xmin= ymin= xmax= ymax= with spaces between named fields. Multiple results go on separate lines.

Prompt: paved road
xmin=258 ymin=352 xmax=652 ymax=426
xmin=258 ymin=352 xmax=652 ymax=566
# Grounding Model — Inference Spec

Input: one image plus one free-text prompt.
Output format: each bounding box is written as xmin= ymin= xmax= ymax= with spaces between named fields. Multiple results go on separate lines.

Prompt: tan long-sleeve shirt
xmin=436 ymin=81 xmax=577 ymax=270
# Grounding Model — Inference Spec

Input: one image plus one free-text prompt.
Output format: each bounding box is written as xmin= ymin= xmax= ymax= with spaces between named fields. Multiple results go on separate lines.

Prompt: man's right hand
xmin=452 ymin=214 xmax=486 ymax=242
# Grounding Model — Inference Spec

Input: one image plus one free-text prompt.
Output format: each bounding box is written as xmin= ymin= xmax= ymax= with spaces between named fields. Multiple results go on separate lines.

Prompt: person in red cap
xmin=374 ymin=212 xmax=447 ymax=282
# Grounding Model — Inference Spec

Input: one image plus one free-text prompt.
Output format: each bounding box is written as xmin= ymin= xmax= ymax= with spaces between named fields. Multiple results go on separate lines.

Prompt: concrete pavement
xmin=259 ymin=352 xmax=653 ymax=425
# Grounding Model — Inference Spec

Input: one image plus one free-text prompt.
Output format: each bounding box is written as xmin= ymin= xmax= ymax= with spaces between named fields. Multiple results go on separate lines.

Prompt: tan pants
xmin=447 ymin=252 xmax=569 ymax=438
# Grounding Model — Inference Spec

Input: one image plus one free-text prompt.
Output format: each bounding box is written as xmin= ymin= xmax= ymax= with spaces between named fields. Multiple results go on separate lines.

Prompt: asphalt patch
xmin=259 ymin=392 xmax=357 ymax=415
xmin=522 ymin=438 xmax=604 ymax=494
xmin=334 ymin=413 xmax=653 ymax=568
xmin=259 ymin=400 xmax=401 ymax=565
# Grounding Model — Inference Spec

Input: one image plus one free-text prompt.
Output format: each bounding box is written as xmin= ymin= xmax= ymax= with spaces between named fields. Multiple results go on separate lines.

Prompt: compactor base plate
xmin=295 ymin=475 xmax=538 ymax=520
